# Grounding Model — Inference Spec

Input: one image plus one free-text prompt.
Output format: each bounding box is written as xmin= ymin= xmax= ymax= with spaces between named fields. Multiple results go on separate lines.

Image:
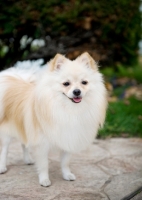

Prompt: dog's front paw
xmin=24 ymin=157 xmax=34 ymax=165
xmin=39 ymin=178 xmax=51 ymax=187
xmin=0 ymin=165 xmax=7 ymax=174
xmin=63 ymin=172 xmax=76 ymax=181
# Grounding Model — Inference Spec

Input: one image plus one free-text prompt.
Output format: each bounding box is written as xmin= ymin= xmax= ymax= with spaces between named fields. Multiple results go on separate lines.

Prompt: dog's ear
xmin=76 ymin=52 xmax=98 ymax=70
xmin=49 ymin=54 xmax=66 ymax=71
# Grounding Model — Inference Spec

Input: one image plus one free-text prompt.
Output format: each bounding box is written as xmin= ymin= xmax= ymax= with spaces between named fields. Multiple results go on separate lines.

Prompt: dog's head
xmin=49 ymin=52 xmax=99 ymax=103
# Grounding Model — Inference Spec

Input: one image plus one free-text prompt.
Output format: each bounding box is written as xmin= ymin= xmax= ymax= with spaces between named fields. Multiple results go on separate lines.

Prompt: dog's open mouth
xmin=63 ymin=93 xmax=82 ymax=103
xmin=72 ymin=97 xmax=82 ymax=103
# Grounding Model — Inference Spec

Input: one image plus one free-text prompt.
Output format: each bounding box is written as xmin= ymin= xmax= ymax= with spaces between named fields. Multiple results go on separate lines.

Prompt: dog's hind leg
xmin=61 ymin=151 xmax=76 ymax=181
xmin=22 ymin=144 xmax=34 ymax=165
xmin=0 ymin=135 xmax=11 ymax=174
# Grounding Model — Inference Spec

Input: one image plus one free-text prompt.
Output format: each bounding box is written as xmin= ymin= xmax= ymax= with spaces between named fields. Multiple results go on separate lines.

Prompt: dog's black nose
xmin=73 ymin=89 xmax=81 ymax=96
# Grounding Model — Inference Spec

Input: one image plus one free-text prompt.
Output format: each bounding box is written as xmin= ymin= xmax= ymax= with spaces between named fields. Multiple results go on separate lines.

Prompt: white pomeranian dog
xmin=0 ymin=52 xmax=107 ymax=187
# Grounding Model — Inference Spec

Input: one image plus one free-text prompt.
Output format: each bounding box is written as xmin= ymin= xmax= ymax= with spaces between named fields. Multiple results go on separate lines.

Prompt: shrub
xmin=0 ymin=0 xmax=141 ymax=68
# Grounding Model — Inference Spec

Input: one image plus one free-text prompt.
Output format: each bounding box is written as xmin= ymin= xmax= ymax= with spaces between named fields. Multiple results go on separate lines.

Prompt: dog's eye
xmin=82 ymin=81 xmax=88 ymax=85
xmin=63 ymin=82 xmax=70 ymax=86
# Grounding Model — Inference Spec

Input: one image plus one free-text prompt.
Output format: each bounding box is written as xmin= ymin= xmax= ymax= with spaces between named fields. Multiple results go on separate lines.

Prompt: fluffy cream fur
xmin=0 ymin=52 xmax=107 ymax=186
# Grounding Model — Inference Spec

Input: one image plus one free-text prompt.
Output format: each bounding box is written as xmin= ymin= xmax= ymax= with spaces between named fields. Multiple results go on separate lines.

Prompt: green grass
xmin=98 ymin=63 xmax=142 ymax=138
xmin=99 ymin=98 xmax=142 ymax=138
xmin=101 ymin=64 xmax=142 ymax=83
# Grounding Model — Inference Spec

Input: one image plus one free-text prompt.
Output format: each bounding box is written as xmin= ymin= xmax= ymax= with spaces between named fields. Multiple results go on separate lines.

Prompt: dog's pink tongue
xmin=73 ymin=97 xmax=82 ymax=103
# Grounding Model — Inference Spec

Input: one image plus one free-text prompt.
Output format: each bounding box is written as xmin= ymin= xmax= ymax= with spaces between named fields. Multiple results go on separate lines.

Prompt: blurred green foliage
xmin=101 ymin=63 xmax=142 ymax=83
xmin=99 ymin=63 xmax=142 ymax=138
xmin=0 ymin=0 xmax=141 ymax=68
xmin=99 ymin=98 xmax=142 ymax=138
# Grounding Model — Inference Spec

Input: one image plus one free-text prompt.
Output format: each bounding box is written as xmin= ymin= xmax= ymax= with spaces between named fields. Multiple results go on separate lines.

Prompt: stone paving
xmin=0 ymin=138 xmax=142 ymax=200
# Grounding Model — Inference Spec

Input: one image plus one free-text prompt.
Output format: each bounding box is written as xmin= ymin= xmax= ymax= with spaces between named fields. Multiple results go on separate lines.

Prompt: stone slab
xmin=0 ymin=138 xmax=141 ymax=200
